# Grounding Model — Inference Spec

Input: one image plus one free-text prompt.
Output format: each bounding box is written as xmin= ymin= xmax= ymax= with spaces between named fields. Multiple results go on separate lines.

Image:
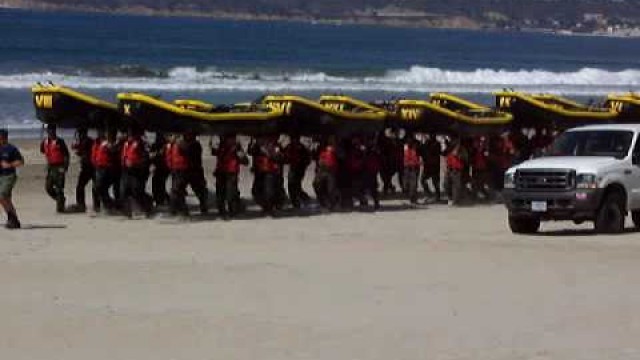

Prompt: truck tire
xmin=594 ymin=193 xmax=625 ymax=234
xmin=508 ymin=216 xmax=540 ymax=234
xmin=632 ymin=211 xmax=640 ymax=229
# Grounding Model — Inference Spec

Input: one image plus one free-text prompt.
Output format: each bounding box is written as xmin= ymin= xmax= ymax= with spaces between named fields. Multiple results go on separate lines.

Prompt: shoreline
xmin=4 ymin=4 xmax=640 ymax=38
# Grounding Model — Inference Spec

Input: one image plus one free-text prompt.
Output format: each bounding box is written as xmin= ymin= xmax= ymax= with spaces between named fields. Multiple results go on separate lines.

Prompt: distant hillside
xmin=5 ymin=0 xmax=640 ymax=30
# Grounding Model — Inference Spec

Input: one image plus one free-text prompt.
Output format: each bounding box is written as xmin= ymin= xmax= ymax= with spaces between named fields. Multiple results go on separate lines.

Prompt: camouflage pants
xmin=45 ymin=165 xmax=66 ymax=212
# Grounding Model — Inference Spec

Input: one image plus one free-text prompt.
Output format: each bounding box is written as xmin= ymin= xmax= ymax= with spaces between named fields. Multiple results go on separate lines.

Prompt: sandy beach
xmin=2 ymin=140 xmax=640 ymax=360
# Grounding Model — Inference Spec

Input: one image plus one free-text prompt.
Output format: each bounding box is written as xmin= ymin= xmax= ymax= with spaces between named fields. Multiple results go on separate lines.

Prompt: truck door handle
xmin=624 ymin=169 xmax=632 ymax=175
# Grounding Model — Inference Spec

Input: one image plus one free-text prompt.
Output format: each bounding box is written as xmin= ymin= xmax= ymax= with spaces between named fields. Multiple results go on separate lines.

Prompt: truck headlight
xmin=504 ymin=172 xmax=515 ymax=189
xmin=576 ymin=173 xmax=598 ymax=189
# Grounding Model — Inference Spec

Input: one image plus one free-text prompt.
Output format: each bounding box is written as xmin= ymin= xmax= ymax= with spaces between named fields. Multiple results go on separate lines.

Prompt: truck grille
xmin=515 ymin=169 xmax=575 ymax=191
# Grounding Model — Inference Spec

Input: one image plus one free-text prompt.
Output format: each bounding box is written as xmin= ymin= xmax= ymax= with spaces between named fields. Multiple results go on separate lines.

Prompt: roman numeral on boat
xmin=266 ymin=101 xmax=293 ymax=115
xmin=498 ymin=96 xmax=513 ymax=108
xmin=323 ymin=102 xmax=344 ymax=111
xmin=608 ymin=101 xmax=624 ymax=113
xmin=400 ymin=107 xmax=421 ymax=121
xmin=123 ymin=104 xmax=132 ymax=116
xmin=35 ymin=94 xmax=53 ymax=109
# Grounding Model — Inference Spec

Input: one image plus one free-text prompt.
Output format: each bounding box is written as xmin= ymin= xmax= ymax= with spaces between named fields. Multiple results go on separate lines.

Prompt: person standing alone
xmin=40 ymin=125 xmax=69 ymax=213
xmin=0 ymin=129 xmax=23 ymax=229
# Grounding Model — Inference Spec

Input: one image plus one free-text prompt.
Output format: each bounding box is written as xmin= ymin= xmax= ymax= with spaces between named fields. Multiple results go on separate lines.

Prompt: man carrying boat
xmin=283 ymin=134 xmax=311 ymax=209
xmin=167 ymin=131 xmax=209 ymax=217
xmin=471 ymin=136 xmax=491 ymax=201
xmin=445 ymin=139 xmax=465 ymax=206
xmin=362 ymin=136 xmax=381 ymax=210
xmin=345 ymin=136 xmax=367 ymax=209
xmin=313 ymin=136 xmax=340 ymax=210
xmin=120 ymin=127 xmax=153 ymax=218
xmin=253 ymin=136 xmax=283 ymax=214
xmin=213 ymin=134 xmax=248 ymax=219
xmin=402 ymin=136 xmax=422 ymax=205
xmin=92 ymin=129 xmax=119 ymax=213
xmin=70 ymin=127 xmax=99 ymax=213
xmin=40 ymin=124 xmax=69 ymax=213
xmin=419 ymin=134 xmax=442 ymax=203
xmin=0 ymin=129 xmax=23 ymax=229
xmin=150 ymin=132 xmax=170 ymax=208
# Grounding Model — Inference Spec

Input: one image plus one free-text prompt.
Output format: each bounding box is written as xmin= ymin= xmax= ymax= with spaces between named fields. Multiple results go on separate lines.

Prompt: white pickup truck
xmin=503 ymin=124 xmax=640 ymax=234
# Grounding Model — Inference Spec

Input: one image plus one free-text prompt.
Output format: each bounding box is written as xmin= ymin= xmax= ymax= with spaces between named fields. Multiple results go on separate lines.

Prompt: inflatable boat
xmin=606 ymin=94 xmax=640 ymax=122
xmin=32 ymin=85 xmax=121 ymax=129
xmin=318 ymin=95 xmax=389 ymax=114
xmin=495 ymin=91 xmax=618 ymax=128
xmin=262 ymin=95 xmax=387 ymax=135
xmin=117 ymin=93 xmax=283 ymax=135
xmin=173 ymin=99 xmax=216 ymax=112
xmin=393 ymin=93 xmax=513 ymax=134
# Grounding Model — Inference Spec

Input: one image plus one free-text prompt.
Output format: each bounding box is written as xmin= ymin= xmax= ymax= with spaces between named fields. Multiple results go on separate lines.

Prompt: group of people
xmin=33 ymin=124 xmax=557 ymax=224
xmin=0 ymin=124 xmax=557 ymax=229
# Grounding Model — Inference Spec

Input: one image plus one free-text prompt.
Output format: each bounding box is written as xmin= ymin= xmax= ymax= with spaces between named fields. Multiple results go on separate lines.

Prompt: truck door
xmin=629 ymin=134 xmax=640 ymax=210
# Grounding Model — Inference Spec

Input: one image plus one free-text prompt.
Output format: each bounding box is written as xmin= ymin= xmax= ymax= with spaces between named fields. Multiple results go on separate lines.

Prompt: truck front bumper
xmin=503 ymin=188 xmax=604 ymax=221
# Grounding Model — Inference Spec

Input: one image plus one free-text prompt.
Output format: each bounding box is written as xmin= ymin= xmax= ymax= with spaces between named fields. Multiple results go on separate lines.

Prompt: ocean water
xmin=2 ymin=8 xmax=640 ymax=135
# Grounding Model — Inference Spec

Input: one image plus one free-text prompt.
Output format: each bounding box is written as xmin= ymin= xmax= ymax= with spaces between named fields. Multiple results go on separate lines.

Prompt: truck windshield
xmin=548 ymin=130 xmax=634 ymax=159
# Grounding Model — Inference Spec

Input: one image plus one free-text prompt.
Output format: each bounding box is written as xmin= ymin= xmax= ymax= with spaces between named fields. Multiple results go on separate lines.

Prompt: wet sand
xmin=2 ymin=140 xmax=640 ymax=360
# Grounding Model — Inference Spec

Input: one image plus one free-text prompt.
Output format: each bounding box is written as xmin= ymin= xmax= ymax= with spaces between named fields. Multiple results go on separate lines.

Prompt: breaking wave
xmin=2 ymin=66 xmax=640 ymax=94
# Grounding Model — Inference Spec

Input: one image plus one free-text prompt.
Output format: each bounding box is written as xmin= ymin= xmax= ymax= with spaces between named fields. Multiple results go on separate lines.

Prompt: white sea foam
xmin=2 ymin=66 xmax=639 ymax=94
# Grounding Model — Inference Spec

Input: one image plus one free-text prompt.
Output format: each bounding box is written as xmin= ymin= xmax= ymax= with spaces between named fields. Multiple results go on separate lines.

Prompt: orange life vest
xmin=255 ymin=154 xmax=279 ymax=173
xmin=347 ymin=150 xmax=364 ymax=173
xmin=92 ymin=140 xmax=113 ymax=168
xmin=364 ymin=151 xmax=381 ymax=174
xmin=43 ymin=138 xmax=65 ymax=166
xmin=403 ymin=145 xmax=421 ymax=168
xmin=121 ymin=139 xmax=144 ymax=169
xmin=217 ymin=145 xmax=240 ymax=174
xmin=447 ymin=153 xmax=464 ymax=171
xmin=318 ymin=146 xmax=337 ymax=171
xmin=166 ymin=142 xmax=189 ymax=171
xmin=473 ymin=150 xmax=488 ymax=171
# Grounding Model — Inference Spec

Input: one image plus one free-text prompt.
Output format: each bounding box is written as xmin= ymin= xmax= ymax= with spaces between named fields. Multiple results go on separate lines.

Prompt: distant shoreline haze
xmin=3 ymin=0 xmax=640 ymax=35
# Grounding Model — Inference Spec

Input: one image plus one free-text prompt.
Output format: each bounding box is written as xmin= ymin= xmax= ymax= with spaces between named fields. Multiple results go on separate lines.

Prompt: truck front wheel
xmin=508 ymin=216 xmax=540 ymax=234
xmin=594 ymin=193 xmax=625 ymax=234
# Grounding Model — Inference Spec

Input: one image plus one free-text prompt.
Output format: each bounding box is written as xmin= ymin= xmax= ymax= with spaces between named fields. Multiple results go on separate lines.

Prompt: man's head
xmin=184 ymin=129 xmax=197 ymax=142
xmin=77 ymin=127 xmax=88 ymax=138
xmin=0 ymin=129 xmax=8 ymax=145
xmin=46 ymin=124 xmax=57 ymax=139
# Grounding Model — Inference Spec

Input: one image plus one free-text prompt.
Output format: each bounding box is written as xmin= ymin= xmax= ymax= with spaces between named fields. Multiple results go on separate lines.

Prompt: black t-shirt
xmin=0 ymin=143 xmax=23 ymax=176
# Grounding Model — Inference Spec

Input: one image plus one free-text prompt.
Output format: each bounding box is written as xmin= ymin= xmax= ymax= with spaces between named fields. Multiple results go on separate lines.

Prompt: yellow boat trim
xmin=429 ymin=93 xmax=489 ymax=110
xmin=397 ymin=99 xmax=513 ymax=125
xmin=318 ymin=95 xmax=387 ymax=113
xmin=606 ymin=95 xmax=640 ymax=112
xmin=494 ymin=92 xmax=617 ymax=119
xmin=174 ymin=99 xmax=215 ymax=112
xmin=32 ymin=85 xmax=118 ymax=110
xmin=263 ymin=95 xmax=386 ymax=121
xmin=118 ymin=93 xmax=283 ymax=121
xmin=531 ymin=94 xmax=589 ymax=110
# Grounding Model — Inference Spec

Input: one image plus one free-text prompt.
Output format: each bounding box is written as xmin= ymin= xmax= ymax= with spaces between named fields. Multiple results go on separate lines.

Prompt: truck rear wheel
xmin=595 ymin=193 xmax=625 ymax=234
xmin=632 ymin=211 xmax=640 ymax=229
xmin=508 ymin=216 xmax=540 ymax=234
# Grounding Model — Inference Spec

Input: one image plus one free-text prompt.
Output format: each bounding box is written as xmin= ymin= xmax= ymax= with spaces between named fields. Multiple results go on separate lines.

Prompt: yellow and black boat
xmin=605 ymin=93 xmax=640 ymax=122
xmin=393 ymin=93 xmax=513 ymax=134
xmin=32 ymin=85 xmax=121 ymax=129
xmin=262 ymin=95 xmax=387 ymax=135
xmin=117 ymin=93 xmax=283 ymax=135
xmin=495 ymin=91 xmax=618 ymax=128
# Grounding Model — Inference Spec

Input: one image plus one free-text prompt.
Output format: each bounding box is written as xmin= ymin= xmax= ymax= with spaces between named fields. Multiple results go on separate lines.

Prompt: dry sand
xmin=2 ymin=140 xmax=640 ymax=360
